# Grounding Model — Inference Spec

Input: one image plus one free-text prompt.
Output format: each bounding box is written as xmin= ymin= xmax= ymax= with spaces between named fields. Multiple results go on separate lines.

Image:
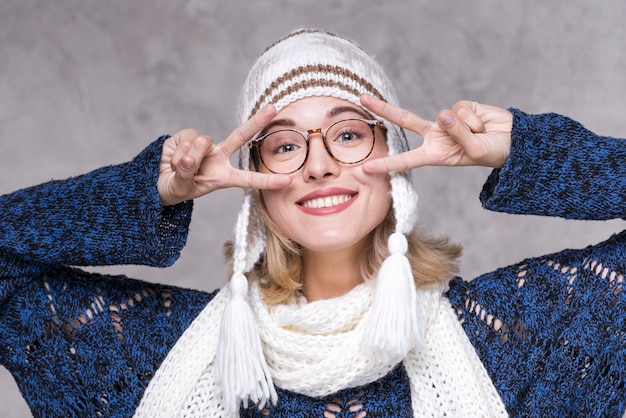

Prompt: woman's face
xmin=260 ymin=96 xmax=391 ymax=254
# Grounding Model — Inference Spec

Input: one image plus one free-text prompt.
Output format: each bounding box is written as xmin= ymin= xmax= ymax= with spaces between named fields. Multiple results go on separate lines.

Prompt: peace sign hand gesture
xmin=158 ymin=104 xmax=291 ymax=206
xmin=360 ymin=94 xmax=513 ymax=174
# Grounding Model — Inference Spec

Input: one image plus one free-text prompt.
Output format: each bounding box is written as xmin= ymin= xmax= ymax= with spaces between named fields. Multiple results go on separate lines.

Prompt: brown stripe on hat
xmin=248 ymin=64 xmax=386 ymax=119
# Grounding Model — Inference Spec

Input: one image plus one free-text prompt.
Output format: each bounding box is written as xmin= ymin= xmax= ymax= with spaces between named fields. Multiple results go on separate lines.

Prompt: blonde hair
xmin=224 ymin=189 xmax=462 ymax=305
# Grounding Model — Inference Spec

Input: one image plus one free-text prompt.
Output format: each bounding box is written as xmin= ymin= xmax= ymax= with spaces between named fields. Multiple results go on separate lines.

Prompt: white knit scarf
xmin=134 ymin=280 xmax=508 ymax=417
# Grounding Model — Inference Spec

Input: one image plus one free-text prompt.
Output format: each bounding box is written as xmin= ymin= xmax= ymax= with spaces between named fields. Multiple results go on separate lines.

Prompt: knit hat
xmin=214 ymin=29 xmax=421 ymax=414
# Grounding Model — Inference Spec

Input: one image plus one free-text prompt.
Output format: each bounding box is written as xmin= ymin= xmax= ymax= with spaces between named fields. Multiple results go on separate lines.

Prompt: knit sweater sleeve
xmin=0 ymin=137 xmax=217 ymax=417
xmin=0 ymin=135 xmax=193 ymax=276
xmin=480 ymin=109 xmax=626 ymax=220
xmin=449 ymin=110 xmax=626 ymax=416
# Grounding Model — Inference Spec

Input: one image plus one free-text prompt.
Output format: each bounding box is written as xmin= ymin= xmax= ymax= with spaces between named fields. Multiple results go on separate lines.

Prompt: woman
xmin=1 ymin=29 xmax=624 ymax=417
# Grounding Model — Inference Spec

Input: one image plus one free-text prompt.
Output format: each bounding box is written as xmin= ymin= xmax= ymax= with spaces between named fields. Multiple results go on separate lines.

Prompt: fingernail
xmin=440 ymin=113 xmax=453 ymax=126
xmin=181 ymin=159 xmax=194 ymax=170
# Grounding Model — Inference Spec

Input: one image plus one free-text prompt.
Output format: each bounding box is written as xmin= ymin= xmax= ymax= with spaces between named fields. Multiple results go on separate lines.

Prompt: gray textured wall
xmin=1 ymin=0 xmax=625 ymax=416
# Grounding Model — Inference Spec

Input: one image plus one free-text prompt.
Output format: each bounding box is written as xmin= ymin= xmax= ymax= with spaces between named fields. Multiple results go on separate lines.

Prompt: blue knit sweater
xmin=1 ymin=109 xmax=624 ymax=417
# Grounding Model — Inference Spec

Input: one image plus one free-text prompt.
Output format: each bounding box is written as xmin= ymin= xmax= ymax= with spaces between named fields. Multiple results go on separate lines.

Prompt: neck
xmin=301 ymin=244 xmax=365 ymax=302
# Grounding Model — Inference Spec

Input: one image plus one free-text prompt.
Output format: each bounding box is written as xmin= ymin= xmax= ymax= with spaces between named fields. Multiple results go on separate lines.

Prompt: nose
xmin=301 ymin=133 xmax=340 ymax=181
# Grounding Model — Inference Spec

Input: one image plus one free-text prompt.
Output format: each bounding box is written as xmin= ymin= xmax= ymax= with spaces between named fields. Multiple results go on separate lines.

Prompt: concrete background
xmin=1 ymin=0 xmax=625 ymax=416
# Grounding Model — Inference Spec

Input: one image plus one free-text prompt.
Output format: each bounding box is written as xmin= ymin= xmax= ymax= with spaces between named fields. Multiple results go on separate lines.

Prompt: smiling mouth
xmin=299 ymin=194 xmax=354 ymax=209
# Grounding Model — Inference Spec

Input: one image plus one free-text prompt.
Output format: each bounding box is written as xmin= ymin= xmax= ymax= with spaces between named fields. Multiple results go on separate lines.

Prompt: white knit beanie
xmin=214 ymin=29 xmax=421 ymax=414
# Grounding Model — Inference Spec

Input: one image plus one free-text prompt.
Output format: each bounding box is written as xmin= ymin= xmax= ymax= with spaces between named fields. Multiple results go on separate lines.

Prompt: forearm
xmin=0 ymin=136 xmax=192 ymax=275
xmin=481 ymin=109 xmax=626 ymax=220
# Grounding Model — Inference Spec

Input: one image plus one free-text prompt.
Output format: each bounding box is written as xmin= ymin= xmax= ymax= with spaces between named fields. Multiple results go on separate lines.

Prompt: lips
xmin=300 ymin=194 xmax=353 ymax=209
xmin=296 ymin=188 xmax=357 ymax=215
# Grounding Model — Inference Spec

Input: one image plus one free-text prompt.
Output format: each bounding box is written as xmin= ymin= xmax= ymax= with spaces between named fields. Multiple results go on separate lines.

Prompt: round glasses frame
xmin=248 ymin=118 xmax=384 ymax=174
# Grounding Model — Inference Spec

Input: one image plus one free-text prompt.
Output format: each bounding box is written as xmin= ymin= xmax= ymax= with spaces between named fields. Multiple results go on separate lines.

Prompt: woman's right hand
xmin=158 ymin=104 xmax=291 ymax=206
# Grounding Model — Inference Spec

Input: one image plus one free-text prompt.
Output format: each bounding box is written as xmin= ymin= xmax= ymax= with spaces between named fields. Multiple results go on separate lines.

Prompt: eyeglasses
xmin=249 ymin=118 xmax=384 ymax=174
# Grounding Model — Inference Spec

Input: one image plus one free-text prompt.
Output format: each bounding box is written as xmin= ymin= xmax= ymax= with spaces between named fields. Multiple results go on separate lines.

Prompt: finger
xmin=362 ymin=147 xmax=429 ymax=173
xmin=451 ymin=100 xmax=485 ymax=133
xmin=168 ymin=128 xmax=198 ymax=167
xmin=171 ymin=134 xmax=213 ymax=174
xmin=167 ymin=136 xmax=215 ymax=199
xmin=360 ymin=94 xmax=433 ymax=136
xmin=185 ymin=134 xmax=215 ymax=169
xmin=220 ymin=104 xmax=277 ymax=156
xmin=437 ymin=110 xmax=484 ymax=159
xmin=228 ymin=169 xmax=292 ymax=190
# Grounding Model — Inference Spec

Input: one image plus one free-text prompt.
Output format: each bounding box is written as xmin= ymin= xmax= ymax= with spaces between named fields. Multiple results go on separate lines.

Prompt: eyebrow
xmin=257 ymin=118 xmax=294 ymax=138
xmin=258 ymin=105 xmax=374 ymax=136
xmin=328 ymin=105 xmax=373 ymax=120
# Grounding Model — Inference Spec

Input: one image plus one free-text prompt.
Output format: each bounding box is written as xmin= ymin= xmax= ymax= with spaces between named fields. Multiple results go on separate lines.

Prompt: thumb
xmin=437 ymin=110 xmax=481 ymax=155
xmin=161 ymin=154 xmax=198 ymax=204
xmin=178 ymin=155 xmax=196 ymax=174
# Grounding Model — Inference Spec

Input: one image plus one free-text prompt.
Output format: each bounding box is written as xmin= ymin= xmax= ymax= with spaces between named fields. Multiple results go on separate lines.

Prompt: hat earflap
xmin=214 ymin=193 xmax=277 ymax=414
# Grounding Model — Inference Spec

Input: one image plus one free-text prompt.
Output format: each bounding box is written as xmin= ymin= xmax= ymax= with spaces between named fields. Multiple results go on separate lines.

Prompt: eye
xmin=262 ymin=130 xmax=305 ymax=159
xmin=336 ymin=131 xmax=359 ymax=143
xmin=274 ymin=143 xmax=301 ymax=155
xmin=330 ymin=121 xmax=369 ymax=147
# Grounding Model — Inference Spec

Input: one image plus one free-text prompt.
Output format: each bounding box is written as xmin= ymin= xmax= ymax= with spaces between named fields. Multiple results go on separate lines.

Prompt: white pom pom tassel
xmin=214 ymin=272 xmax=277 ymax=414
xmin=363 ymin=232 xmax=426 ymax=363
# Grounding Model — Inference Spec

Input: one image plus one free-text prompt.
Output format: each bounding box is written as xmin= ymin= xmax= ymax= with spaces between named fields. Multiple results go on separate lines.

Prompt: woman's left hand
xmin=360 ymin=94 xmax=513 ymax=173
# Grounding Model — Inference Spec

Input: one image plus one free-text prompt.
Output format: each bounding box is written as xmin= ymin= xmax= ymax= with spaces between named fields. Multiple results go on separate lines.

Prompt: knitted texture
xmin=446 ymin=108 xmax=626 ymax=417
xmin=136 ymin=280 xmax=507 ymax=417
xmin=448 ymin=232 xmax=626 ymax=417
xmin=0 ymin=138 xmax=214 ymax=417
xmin=481 ymin=110 xmax=626 ymax=220
xmin=239 ymin=364 xmax=414 ymax=417
xmin=0 ymin=110 xmax=625 ymax=417
xmin=134 ymin=288 xmax=230 ymax=417
xmin=0 ymin=135 xmax=191 ymax=275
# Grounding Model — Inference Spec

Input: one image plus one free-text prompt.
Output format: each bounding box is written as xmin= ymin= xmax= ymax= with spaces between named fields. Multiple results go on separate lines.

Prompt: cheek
xmin=354 ymin=170 xmax=392 ymax=232
xmin=260 ymin=189 xmax=282 ymax=219
xmin=371 ymin=178 xmax=392 ymax=220
xmin=260 ymin=189 xmax=294 ymax=232
xmin=372 ymin=131 xmax=389 ymax=159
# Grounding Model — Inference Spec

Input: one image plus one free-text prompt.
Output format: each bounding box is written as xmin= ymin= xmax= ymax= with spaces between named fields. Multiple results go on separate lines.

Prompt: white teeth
xmin=301 ymin=194 xmax=352 ymax=209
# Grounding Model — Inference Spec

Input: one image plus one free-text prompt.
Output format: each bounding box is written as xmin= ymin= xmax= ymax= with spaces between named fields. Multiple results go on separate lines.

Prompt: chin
xmin=297 ymin=233 xmax=367 ymax=254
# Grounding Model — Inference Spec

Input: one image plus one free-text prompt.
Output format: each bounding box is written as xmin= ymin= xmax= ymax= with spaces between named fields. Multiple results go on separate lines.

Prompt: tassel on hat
xmin=362 ymin=175 xmax=425 ymax=362
xmin=214 ymin=194 xmax=277 ymax=413
xmin=214 ymin=271 xmax=277 ymax=413
xmin=365 ymin=232 xmax=424 ymax=362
